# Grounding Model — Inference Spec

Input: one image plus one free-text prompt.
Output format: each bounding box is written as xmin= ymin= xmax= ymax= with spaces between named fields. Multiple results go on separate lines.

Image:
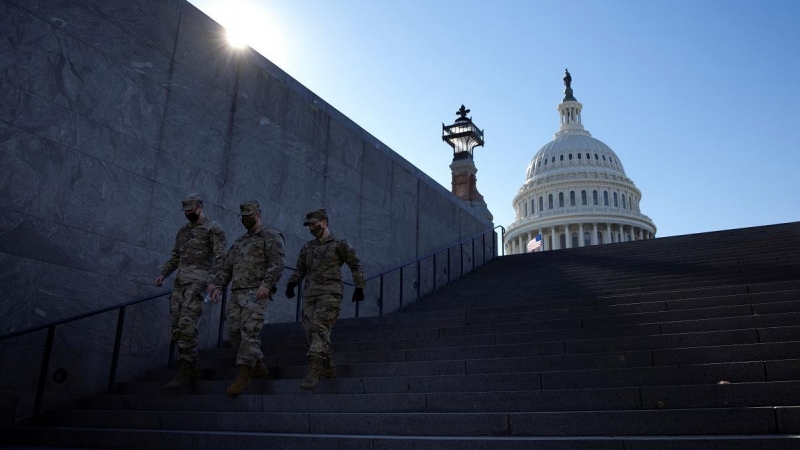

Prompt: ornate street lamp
xmin=442 ymin=105 xmax=492 ymax=222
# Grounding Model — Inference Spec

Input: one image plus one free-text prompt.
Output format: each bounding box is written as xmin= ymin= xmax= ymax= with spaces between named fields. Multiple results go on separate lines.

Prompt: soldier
xmin=285 ymin=209 xmax=365 ymax=390
xmin=207 ymin=201 xmax=285 ymax=396
xmin=155 ymin=193 xmax=227 ymax=390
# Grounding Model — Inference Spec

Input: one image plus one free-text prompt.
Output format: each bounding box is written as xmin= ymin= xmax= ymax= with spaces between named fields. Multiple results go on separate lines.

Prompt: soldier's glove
xmin=352 ymin=288 xmax=365 ymax=302
xmin=285 ymin=282 xmax=297 ymax=299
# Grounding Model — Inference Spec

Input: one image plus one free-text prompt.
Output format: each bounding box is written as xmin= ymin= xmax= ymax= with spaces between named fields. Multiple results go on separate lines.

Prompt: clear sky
xmin=189 ymin=0 xmax=800 ymax=238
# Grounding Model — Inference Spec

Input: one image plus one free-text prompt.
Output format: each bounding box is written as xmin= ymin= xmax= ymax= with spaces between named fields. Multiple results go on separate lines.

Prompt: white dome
xmin=504 ymin=70 xmax=656 ymax=254
xmin=525 ymin=133 xmax=626 ymax=181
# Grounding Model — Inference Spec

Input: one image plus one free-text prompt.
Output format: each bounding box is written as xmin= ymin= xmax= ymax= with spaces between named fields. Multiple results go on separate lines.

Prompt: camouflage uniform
xmin=213 ymin=202 xmax=285 ymax=368
xmin=160 ymin=195 xmax=227 ymax=364
xmin=288 ymin=218 xmax=365 ymax=361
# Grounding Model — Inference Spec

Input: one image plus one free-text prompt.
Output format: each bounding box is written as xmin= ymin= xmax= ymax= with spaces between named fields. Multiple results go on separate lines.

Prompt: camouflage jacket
xmin=287 ymin=233 xmax=365 ymax=297
xmin=161 ymin=217 xmax=227 ymax=285
xmin=214 ymin=226 xmax=285 ymax=291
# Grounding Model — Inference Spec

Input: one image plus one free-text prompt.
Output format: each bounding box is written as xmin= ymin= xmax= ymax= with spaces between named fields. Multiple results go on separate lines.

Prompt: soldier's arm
xmin=207 ymin=223 xmax=228 ymax=282
xmin=341 ymin=241 xmax=366 ymax=289
xmin=261 ymin=232 xmax=286 ymax=292
xmin=287 ymin=244 xmax=308 ymax=286
xmin=213 ymin=246 xmax=235 ymax=287
xmin=160 ymin=232 xmax=181 ymax=278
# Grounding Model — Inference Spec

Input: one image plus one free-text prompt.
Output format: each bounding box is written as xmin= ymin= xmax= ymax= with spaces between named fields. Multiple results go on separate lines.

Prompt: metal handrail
xmin=0 ymin=224 xmax=505 ymax=421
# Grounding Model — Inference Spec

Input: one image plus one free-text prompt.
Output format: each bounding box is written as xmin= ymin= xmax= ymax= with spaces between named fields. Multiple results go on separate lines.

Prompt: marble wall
xmin=0 ymin=0 xmax=493 ymax=421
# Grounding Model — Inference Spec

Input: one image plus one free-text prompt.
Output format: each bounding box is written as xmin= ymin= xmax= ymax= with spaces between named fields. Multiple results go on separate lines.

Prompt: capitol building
xmin=504 ymin=71 xmax=656 ymax=254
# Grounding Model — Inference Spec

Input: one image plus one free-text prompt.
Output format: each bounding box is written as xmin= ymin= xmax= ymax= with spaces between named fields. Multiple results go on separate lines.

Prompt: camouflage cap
xmin=181 ymin=193 xmax=202 ymax=211
xmin=239 ymin=200 xmax=261 ymax=217
xmin=303 ymin=208 xmax=328 ymax=226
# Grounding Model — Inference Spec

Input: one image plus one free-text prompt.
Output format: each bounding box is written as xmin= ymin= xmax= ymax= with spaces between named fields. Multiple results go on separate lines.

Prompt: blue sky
xmin=190 ymin=0 xmax=800 ymax=238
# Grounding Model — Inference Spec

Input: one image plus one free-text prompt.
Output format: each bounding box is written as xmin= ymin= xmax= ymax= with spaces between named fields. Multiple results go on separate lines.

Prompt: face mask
xmin=185 ymin=209 xmax=199 ymax=223
xmin=310 ymin=224 xmax=324 ymax=239
xmin=241 ymin=217 xmax=257 ymax=230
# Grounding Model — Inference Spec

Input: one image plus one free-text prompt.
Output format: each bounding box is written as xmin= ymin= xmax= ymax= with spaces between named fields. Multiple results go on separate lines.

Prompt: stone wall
xmin=0 ymin=0 xmax=493 ymax=421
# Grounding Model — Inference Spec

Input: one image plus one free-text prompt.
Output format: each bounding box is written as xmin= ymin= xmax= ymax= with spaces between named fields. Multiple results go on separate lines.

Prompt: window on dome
xmin=558 ymin=192 xmax=565 ymax=207
xmin=551 ymin=157 xmax=555 ymax=163
xmin=581 ymin=190 xmax=587 ymax=205
xmin=613 ymin=192 xmax=619 ymax=207
xmin=524 ymin=202 xmax=528 ymax=216
xmin=597 ymin=231 xmax=603 ymax=244
xmin=560 ymin=155 xmax=564 ymax=161
xmin=593 ymin=190 xmax=598 ymax=205
xmin=548 ymin=194 xmax=554 ymax=209
xmin=577 ymin=153 xmax=582 ymax=160
xmin=531 ymin=199 xmax=536 ymax=214
xmin=560 ymin=233 xmax=567 ymax=249
xmin=571 ymin=232 xmax=579 ymax=248
xmin=622 ymin=194 xmax=626 ymax=209
xmin=570 ymin=191 xmax=576 ymax=206
xmin=594 ymin=154 xmax=599 ymax=160
xmin=539 ymin=196 xmax=544 ymax=212
xmin=586 ymin=153 xmax=591 ymax=160
xmin=584 ymin=232 xmax=591 ymax=246
xmin=569 ymin=154 xmax=573 ymax=160
xmin=544 ymin=158 xmax=547 ymax=165
xmin=602 ymin=155 xmax=606 ymax=161
xmin=604 ymin=191 xmax=609 ymax=206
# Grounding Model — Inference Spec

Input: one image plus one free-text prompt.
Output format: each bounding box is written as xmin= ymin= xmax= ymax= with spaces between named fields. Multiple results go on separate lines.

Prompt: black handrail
xmin=0 ymin=224 xmax=505 ymax=421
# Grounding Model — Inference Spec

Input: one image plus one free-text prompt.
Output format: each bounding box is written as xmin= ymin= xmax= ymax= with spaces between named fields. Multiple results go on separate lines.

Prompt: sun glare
xmin=207 ymin=0 xmax=285 ymax=63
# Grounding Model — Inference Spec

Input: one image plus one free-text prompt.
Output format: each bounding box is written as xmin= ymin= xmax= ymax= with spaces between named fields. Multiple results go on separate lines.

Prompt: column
xmin=578 ymin=223 xmax=585 ymax=247
xmin=591 ymin=223 xmax=598 ymax=245
xmin=639 ymin=228 xmax=644 ymax=240
xmin=606 ymin=223 xmax=611 ymax=244
xmin=565 ymin=224 xmax=572 ymax=249
xmin=551 ymin=226 xmax=558 ymax=250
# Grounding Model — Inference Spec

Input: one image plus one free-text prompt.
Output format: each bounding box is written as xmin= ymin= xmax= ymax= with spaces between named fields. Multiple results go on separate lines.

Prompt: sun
xmin=203 ymin=0 xmax=285 ymax=62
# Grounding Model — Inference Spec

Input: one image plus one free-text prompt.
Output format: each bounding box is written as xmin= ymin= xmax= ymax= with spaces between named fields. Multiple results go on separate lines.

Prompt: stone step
xmin=6 ymin=427 xmax=800 ymax=450
xmin=17 ymin=407 xmax=800 ymax=436
xmin=83 ymin=381 xmax=800 ymax=414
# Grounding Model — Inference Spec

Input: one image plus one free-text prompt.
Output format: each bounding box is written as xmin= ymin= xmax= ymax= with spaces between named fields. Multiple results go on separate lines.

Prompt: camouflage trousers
xmin=170 ymin=283 xmax=204 ymax=363
xmin=226 ymin=287 xmax=270 ymax=368
xmin=301 ymin=293 xmax=342 ymax=360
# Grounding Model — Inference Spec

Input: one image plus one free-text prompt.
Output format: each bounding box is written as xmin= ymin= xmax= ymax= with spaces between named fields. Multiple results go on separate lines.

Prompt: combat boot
xmin=251 ymin=359 xmax=270 ymax=379
xmin=164 ymin=360 xmax=197 ymax=390
xmin=226 ymin=365 xmax=251 ymax=396
xmin=319 ymin=356 xmax=336 ymax=379
xmin=299 ymin=357 xmax=322 ymax=390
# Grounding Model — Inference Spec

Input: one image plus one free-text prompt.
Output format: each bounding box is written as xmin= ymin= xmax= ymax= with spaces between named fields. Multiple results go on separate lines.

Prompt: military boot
xmin=226 ymin=365 xmax=251 ymax=396
xmin=319 ymin=356 xmax=336 ymax=379
xmin=164 ymin=360 xmax=197 ymax=390
xmin=251 ymin=359 xmax=270 ymax=379
xmin=299 ymin=357 xmax=323 ymax=390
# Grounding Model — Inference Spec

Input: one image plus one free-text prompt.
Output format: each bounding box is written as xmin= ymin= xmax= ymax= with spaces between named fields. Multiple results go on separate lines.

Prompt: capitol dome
xmin=504 ymin=70 xmax=657 ymax=254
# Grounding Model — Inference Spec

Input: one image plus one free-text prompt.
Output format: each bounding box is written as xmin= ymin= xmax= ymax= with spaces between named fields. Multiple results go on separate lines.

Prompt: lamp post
xmin=442 ymin=105 xmax=492 ymax=222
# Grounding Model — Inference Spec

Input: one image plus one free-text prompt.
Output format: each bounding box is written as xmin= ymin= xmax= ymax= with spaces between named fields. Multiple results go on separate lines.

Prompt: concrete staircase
xmin=4 ymin=222 xmax=800 ymax=449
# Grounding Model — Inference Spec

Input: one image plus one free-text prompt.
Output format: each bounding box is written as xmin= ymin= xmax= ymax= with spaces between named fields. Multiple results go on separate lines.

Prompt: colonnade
xmin=505 ymin=222 xmax=655 ymax=254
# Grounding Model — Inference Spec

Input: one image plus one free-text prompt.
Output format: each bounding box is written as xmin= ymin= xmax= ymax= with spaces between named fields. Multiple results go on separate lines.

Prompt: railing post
xmin=447 ymin=248 xmax=451 ymax=283
xmin=107 ymin=306 xmax=126 ymax=393
xmin=482 ymin=232 xmax=486 ymax=265
xmin=217 ymin=288 xmax=228 ymax=347
xmin=417 ymin=261 xmax=421 ymax=303
xmin=295 ymin=284 xmax=303 ymax=322
xmin=432 ymin=253 xmax=437 ymax=294
xmin=460 ymin=242 xmax=464 ymax=278
xmin=379 ymin=274 xmax=384 ymax=316
xmin=399 ymin=266 xmax=404 ymax=311
xmin=472 ymin=237 xmax=476 ymax=271
xmin=355 ymin=284 xmax=360 ymax=318
xmin=33 ymin=325 xmax=56 ymax=421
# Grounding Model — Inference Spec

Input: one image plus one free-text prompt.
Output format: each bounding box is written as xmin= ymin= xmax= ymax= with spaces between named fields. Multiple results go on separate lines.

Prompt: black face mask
xmin=310 ymin=225 xmax=324 ymax=239
xmin=185 ymin=210 xmax=199 ymax=223
xmin=241 ymin=217 xmax=257 ymax=230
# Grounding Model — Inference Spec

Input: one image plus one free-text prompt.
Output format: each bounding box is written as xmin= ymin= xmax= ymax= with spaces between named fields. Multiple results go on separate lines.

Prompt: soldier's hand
xmin=352 ymin=288 xmax=365 ymax=302
xmin=155 ymin=275 xmax=164 ymax=287
xmin=285 ymin=282 xmax=297 ymax=299
xmin=211 ymin=288 xmax=222 ymax=304
xmin=256 ymin=285 xmax=270 ymax=300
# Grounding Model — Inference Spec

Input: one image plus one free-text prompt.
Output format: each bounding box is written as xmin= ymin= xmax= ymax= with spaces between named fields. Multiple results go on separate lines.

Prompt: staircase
xmin=4 ymin=222 xmax=800 ymax=449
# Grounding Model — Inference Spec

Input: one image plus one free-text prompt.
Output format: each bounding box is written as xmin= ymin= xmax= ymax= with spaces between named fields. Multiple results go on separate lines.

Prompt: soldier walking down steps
xmin=156 ymin=193 xmax=227 ymax=390
xmin=285 ymin=209 xmax=365 ymax=390
xmin=208 ymin=201 xmax=285 ymax=396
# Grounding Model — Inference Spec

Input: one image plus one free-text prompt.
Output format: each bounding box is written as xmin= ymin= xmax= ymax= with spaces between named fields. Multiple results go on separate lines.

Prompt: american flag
xmin=526 ymin=234 xmax=542 ymax=252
